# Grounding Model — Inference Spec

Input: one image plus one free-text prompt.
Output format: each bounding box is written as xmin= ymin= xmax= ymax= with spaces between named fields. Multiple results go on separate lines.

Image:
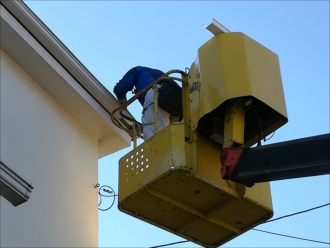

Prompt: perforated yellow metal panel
xmin=118 ymin=124 xmax=273 ymax=247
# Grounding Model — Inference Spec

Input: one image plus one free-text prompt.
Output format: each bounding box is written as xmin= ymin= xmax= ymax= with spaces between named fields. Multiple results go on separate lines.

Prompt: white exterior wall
xmin=0 ymin=50 xmax=99 ymax=247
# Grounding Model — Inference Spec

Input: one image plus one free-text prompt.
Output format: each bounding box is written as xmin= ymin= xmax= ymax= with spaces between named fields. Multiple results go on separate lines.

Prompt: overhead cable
xmin=149 ymin=240 xmax=189 ymax=248
xmin=148 ymin=203 xmax=330 ymax=247
xmin=252 ymin=229 xmax=330 ymax=245
xmin=265 ymin=203 xmax=330 ymax=223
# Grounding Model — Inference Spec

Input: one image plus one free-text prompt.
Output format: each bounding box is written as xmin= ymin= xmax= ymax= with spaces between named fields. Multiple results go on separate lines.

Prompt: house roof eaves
xmin=1 ymin=0 xmax=121 ymax=116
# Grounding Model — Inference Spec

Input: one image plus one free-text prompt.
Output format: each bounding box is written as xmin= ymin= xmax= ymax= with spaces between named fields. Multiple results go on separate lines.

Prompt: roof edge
xmin=1 ymin=0 xmax=123 ymax=116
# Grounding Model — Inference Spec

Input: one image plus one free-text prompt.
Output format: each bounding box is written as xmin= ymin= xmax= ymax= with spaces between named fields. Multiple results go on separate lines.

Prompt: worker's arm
xmin=113 ymin=66 xmax=140 ymax=103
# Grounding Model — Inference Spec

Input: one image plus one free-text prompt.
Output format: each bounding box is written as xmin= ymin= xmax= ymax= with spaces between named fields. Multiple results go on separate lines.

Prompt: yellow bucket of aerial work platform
xmin=118 ymin=123 xmax=273 ymax=247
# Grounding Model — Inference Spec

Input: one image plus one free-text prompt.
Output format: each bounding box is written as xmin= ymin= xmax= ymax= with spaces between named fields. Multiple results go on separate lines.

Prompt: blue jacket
xmin=114 ymin=66 xmax=177 ymax=105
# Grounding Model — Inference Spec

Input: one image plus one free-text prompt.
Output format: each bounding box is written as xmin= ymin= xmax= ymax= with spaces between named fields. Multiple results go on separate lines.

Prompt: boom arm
xmin=220 ymin=133 xmax=330 ymax=187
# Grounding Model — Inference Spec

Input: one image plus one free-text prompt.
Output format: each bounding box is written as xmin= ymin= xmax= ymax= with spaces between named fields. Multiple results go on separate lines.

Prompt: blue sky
xmin=24 ymin=1 xmax=329 ymax=247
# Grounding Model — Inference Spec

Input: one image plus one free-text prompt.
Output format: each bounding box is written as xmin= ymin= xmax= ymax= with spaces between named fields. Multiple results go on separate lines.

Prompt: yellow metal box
xmin=118 ymin=123 xmax=273 ymax=247
xmin=189 ymin=32 xmax=288 ymax=147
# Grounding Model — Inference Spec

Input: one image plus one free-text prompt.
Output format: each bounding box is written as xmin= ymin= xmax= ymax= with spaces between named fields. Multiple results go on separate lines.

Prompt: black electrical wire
xmin=252 ymin=229 xmax=330 ymax=245
xmin=96 ymin=184 xmax=117 ymax=211
xmin=265 ymin=203 xmax=330 ymax=223
xmin=149 ymin=203 xmax=330 ymax=248
xmin=264 ymin=130 xmax=275 ymax=142
xmin=149 ymin=230 xmax=330 ymax=248
xmin=149 ymin=240 xmax=189 ymax=248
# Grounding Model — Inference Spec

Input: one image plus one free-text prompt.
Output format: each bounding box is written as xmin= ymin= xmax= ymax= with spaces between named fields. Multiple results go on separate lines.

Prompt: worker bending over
xmin=114 ymin=66 xmax=182 ymax=140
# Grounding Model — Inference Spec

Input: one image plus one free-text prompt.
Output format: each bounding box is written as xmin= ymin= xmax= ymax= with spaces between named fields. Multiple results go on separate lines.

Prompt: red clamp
xmin=220 ymin=147 xmax=244 ymax=180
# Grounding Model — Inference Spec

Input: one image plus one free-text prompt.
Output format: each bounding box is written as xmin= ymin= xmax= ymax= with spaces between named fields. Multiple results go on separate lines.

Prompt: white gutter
xmin=1 ymin=0 xmax=124 ymax=117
